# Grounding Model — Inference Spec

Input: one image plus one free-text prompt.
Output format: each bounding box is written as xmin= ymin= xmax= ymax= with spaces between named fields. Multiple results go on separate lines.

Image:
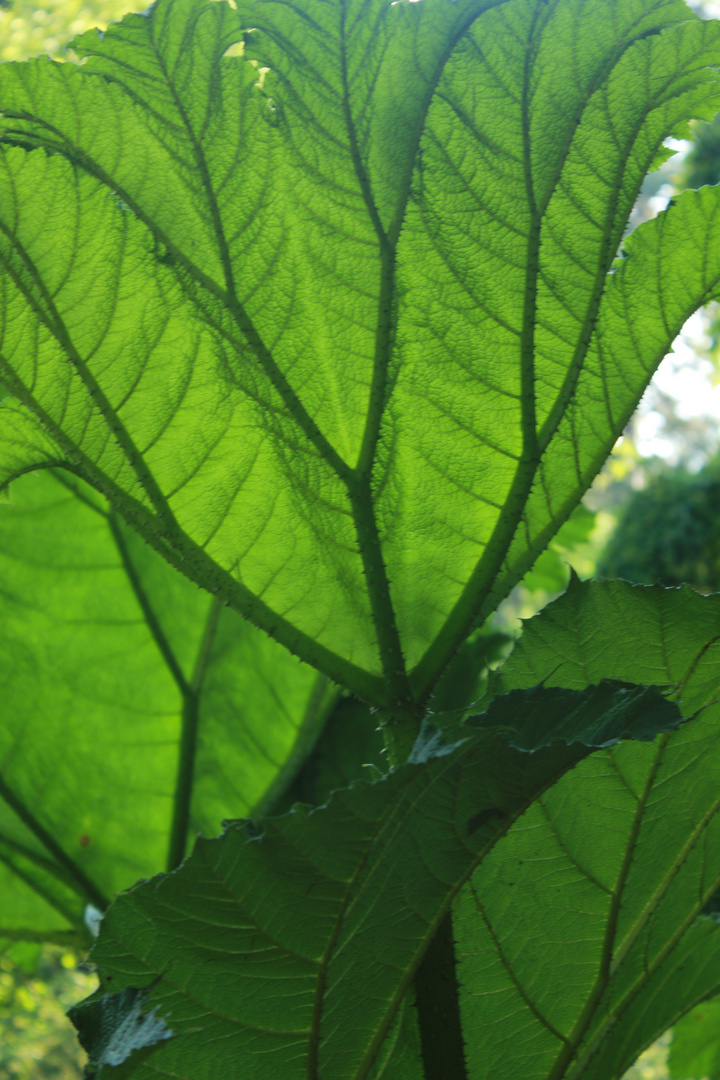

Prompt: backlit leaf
xmin=0 ymin=0 xmax=719 ymax=707
xmin=0 ymin=470 xmax=333 ymax=947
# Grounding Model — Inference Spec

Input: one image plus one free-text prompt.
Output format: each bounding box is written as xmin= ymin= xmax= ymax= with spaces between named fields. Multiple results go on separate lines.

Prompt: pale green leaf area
xmin=1 ymin=0 xmax=720 ymax=713
xmin=670 ymin=997 xmax=720 ymax=1079
xmin=521 ymin=503 xmax=598 ymax=596
xmin=69 ymin=676 xmax=681 ymax=1080
xmin=452 ymin=579 xmax=720 ymax=1080
xmin=0 ymin=469 xmax=332 ymax=947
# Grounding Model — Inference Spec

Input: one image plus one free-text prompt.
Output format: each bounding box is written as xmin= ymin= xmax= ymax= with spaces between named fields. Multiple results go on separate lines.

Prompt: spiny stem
xmin=414 ymin=910 xmax=468 ymax=1080
xmin=379 ymin=707 xmax=424 ymax=768
xmin=167 ymin=598 xmax=222 ymax=870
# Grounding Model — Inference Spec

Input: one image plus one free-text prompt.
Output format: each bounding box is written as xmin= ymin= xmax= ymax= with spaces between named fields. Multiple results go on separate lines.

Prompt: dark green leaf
xmin=469 ymin=680 xmax=681 ymax=750
xmin=455 ymin=579 xmax=720 ymax=1079
xmin=74 ymin=681 xmax=681 ymax=1079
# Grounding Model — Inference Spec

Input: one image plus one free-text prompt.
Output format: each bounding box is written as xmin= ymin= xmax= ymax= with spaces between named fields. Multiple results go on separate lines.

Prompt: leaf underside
xmin=73 ymin=672 xmax=682 ymax=1080
xmin=0 ymin=0 xmax=719 ymax=707
xmin=459 ymin=579 xmax=720 ymax=1080
xmin=3 ymin=1 xmax=720 ymax=1070
xmin=0 ymin=470 xmax=333 ymax=948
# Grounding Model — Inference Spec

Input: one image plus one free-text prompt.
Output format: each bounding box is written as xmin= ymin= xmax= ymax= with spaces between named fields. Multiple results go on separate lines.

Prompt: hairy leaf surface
xmin=0 ymin=0 xmax=719 ymax=707
xmin=454 ymin=579 xmax=720 ymax=1079
xmin=0 ymin=470 xmax=333 ymax=947
xmin=72 ymin=682 xmax=681 ymax=1079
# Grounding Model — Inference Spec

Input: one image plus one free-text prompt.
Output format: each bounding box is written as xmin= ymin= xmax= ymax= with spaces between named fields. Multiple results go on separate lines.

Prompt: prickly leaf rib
xmin=403 ymin=6 xmax=720 ymax=694
xmin=0 ymin=146 xmax=382 ymax=697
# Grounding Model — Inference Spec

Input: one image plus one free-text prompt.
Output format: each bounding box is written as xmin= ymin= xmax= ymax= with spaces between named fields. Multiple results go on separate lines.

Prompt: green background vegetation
xmin=0 ymin=0 xmax=139 ymax=62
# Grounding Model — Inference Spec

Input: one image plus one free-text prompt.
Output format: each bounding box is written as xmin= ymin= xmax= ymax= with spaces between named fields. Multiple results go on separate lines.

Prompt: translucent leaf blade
xmin=0 ymin=471 xmax=328 ymax=944
xmin=2 ymin=0 xmax=720 ymax=698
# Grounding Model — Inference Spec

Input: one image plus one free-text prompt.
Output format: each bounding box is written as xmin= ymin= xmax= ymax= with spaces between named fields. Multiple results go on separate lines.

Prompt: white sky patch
xmin=625 ymin=114 xmax=720 ymax=465
xmin=635 ymin=312 xmax=720 ymax=460
xmin=690 ymin=0 xmax=720 ymax=16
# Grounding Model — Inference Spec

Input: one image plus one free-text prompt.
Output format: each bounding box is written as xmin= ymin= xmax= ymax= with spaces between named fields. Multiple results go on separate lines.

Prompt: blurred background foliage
xmin=3 ymin=0 xmax=720 ymax=1077
xmin=0 ymin=947 xmax=95 ymax=1078
xmin=597 ymin=457 xmax=720 ymax=591
xmin=0 ymin=0 xmax=140 ymax=62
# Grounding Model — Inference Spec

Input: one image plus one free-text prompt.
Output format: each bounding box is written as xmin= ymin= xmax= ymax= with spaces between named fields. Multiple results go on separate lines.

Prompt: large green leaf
xmin=0 ymin=469 xmax=335 ymax=947
xmin=0 ymin=0 xmax=719 ymax=712
xmin=67 ymin=680 xmax=682 ymax=1079
xmin=452 ymin=579 xmax=720 ymax=1080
